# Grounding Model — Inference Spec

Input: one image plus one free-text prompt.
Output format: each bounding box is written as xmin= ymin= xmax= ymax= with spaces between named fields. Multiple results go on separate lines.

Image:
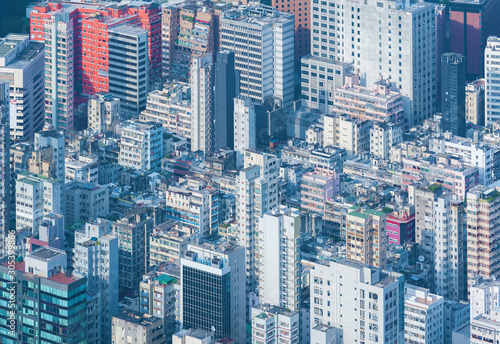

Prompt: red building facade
xmin=30 ymin=2 xmax=161 ymax=96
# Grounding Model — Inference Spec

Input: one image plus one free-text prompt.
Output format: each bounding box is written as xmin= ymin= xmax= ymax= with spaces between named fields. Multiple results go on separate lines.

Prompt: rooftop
xmin=113 ymin=310 xmax=162 ymax=327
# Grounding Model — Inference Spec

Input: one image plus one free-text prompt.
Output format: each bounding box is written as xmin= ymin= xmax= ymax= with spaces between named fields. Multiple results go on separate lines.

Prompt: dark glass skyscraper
xmin=213 ymin=50 xmax=239 ymax=151
xmin=441 ymin=53 xmax=466 ymax=137
xmin=180 ymin=243 xmax=246 ymax=343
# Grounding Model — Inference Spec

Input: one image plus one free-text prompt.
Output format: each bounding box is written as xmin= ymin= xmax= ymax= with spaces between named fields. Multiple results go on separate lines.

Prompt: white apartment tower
xmin=88 ymin=93 xmax=120 ymax=134
xmin=73 ymin=218 xmax=118 ymax=344
xmin=309 ymin=259 xmax=405 ymax=344
xmin=43 ymin=11 xmax=75 ymax=130
xmin=220 ymin=5 xmax=295 ymax=109
xmin=119 ymin=120 xmax=164 ymax=172
xmin=258 ymin=206 xmax=301 ymax=311
xmin=485 ymin=36 xmax=500 ymax=125
xmin=15 ymin=172 xmax=64 ymax=232
xmin=234 ymin=97 xmax=257 ymax=167
xmin=235 ymin=166 xmax=268 ymax=292
xmin=404 ymin=285 xmax=444 ymax=344
xmin=311 ymin=0 xmax=436 ymax=126
xmin=191 ymin=54 xmax=213 ymax=154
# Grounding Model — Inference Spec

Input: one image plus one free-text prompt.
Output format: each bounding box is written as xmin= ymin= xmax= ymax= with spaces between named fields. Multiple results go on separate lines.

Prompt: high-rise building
xmin=258 ymin=206 xmax=301 ymax=311
xmin=220 ymin=5 xmax=295 ymax=109
xmin=112 ymin=310 xmax=166 ymax=344
xmin=272 ymin=0 xmax=310 ymax=60
xmin=108 ymin=25 xmax=149 ymax=116
xmin=310 ymin=0 xmax=436 ymax=126
xmin=466 ymin=78 xmax=485 ymax=126
xmin=161 ymin=3 xmax=216 ymax=81
xmin=0 ymin=247 xmax=87 ymax=344
xmin=88 ymin=93 xmax=120 ymax=134
xmin=30 ymin=2 xmax=161 ymax=128
xmin=467 ymin=186 xmax=500 ymax=297
xmin=181 ymin=242 xmax=246 ymax=343
xmin=241 ymin=153 xmax=280 ymax=287
xmin=119 ymin=120 xmax=164 ymax=172
xmin=323 ymin=113 xmax=370 ymax=158
xmin=0 ymin=81 xmax=10 ymax=255
xmin=140 ymin=272 xmax=179 ymax=340
xmin=415 ymin=186 xmax=467 ymax=298
xmin=0 ymin=34 xmax=44 ymax=140
xmin=251 ymin=305 xmax=300 ymax=344
xmin=486 ymin=37 xmax=500 ymax=125
xmin=165 ymin=178 xmax=219 ymax=236
xmin=404 ymin=285 xmax=444 ymax=344
xmin=15 ymin=171 xmax=64 ymax=231
xmin=234 ymin=97 xmax=257 ymax=166
xmin=34 ymin=130 xmax=65 ymax=181
xmin=470 ymin=308 xmax=500 ymax=344
xmin=449 ymin=0 xmax=500 ymax=78
xmin=191 ymin=54 xmax=213 ymax=154
xmin=65 ymin=181 xmax=109 ymax=225
xmin=300 ymin=56 xmax=353 ymax=113
xmin=370 ymin=123 xmax=403 ymax=159
xmin=73 ymin=218 xmax=118 ymax=344
xmin=112 ymin=209 xmax=154 ymax=294
xmin=346 ymin=207 xmax=387 ymax=268
xmin=139 ymin=82 xmax=192 ymax=138
xmin=441 ymin=53 xmax=466 ymax=137
xmin=470 ymin=278 xmax=500 ymax=321
xmin=308 ymin=259 xmax=405 ymax=344
xmin=213 ymin=50 xmax=239 ymax=151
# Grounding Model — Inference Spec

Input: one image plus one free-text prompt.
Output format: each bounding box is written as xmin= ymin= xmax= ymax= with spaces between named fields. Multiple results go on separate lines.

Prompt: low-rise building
xmin=111 ymin=310 xmax=165 ymax=344
xmin=300 ymin=168 xmax=340 ymax=215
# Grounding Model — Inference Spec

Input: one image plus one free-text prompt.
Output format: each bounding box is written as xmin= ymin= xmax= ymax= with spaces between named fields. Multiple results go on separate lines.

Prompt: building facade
xmin=220 ymin=5 xmax=295 ymax=109
xmin=0 ymin=34 xmax=44 ymax=140
xmin=310 ymin=0 xmax=436 ymax=126
xmin=258 ymin=206 xmax=301 ymax=311
xmin=441 ymin=53 xmax=466 ymax=137
xmin=181 ymin=243 xmax=246 ymax=343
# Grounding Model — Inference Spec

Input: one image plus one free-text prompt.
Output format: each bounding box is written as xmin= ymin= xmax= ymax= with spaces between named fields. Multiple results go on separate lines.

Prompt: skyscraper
xmin=258 ymin=206 xmax=301 ymax=311
xmin=449 ymin=0 xmax=500 ymax=78
xmin=0 ymin=81 xmax=10 ymax=255
xmin=161 ymin=3 xmax=216 ymax=81
xmin=0 ymin=34 xmax=45 ymax=140
xmin=191 ymin=54 xmax=213 ymax=155
xmin=73 ymin=219 xmax=118 ymax=344
xmin=485 ymin=37 xmax=500 ymax=125
xmin=220 ymin=5 xmax=295 ymax=109
xmin=112 ymin=209 xmax=154 ymax=294
xmin=310 ymin=0 xmax=436 ymax=126
xmin=466 ymin=186 xmax=500 ymax=297
xmin=30 ymin=2 xmax=161 ymax=127
xmin=181 ymin=242 xmax=246 ymax=343
xmin=0 ymin=247 xmax=87 ymax=344
xmin=441 ymin=53 xmax=466 ymax=137
xmin=213 ymin=50 xmax=239 ymax=151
